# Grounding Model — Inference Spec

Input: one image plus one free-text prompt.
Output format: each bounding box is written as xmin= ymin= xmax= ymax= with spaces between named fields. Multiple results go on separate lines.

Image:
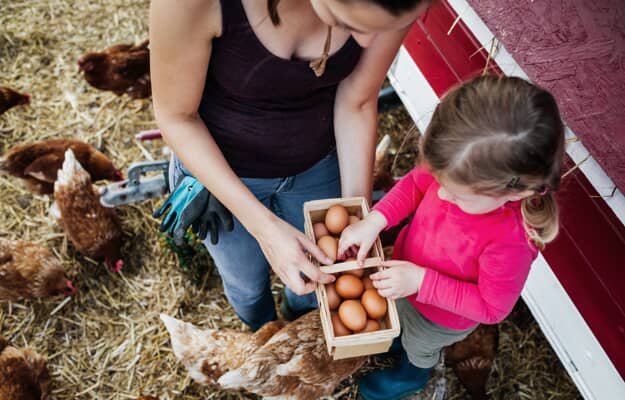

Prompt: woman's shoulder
xmin=150 ymin=0 xmax=222 ymax=39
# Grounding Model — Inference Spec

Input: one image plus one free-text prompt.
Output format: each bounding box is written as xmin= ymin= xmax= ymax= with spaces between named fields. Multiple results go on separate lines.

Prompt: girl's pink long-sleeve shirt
xmin=373 ymin=166 xmax=537 ymax=330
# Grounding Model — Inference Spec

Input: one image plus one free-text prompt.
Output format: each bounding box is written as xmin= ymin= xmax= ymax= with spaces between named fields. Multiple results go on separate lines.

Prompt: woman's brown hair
xmin=421 ymin=75 xmax=565 ymax=249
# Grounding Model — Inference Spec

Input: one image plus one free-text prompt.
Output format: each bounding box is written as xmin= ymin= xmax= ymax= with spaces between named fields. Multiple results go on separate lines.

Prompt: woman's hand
xmin=255 ymin=215 xmax=336 ymax=296
xmin=369 ymin=260 xmax=426 ymax=300
xmin=337 ymin=210 xmax=388 ymax=265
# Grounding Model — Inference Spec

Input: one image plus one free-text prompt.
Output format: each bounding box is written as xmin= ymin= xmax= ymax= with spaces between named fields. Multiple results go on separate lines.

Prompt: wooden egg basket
xmin=303 ymin=197 xmax=401 ymax=360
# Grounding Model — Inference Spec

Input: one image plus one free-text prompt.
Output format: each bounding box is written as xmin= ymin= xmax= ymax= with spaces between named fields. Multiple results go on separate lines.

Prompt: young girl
xmin=337 ymin=75 xmax=565 ymax=400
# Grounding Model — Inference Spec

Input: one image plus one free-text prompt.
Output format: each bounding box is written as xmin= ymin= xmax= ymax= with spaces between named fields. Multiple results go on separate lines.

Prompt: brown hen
xmin=0 ymin=138 xmax=123 ymax=195
xmin=0 ymin=336 xmax=51 ymax=400
xmin=0 ymin=86 xmax=30 ymax=116
xmin=445 ymin=324 xmax=499 ymax=400
xmin=77 ymin=40 xmax=150 ymax=98
xmin=161 ymin=315 xmax=287 ymax=386
xmin=161 ymin=310 xmax=366 ymax=399
xmin=0 ymin=238 xmax=75 ymax=301
xmin=51 ymin=149 xmax=123 ymax=272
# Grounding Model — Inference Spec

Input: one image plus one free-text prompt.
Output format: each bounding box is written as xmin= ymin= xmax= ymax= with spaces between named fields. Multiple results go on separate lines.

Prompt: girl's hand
xmin=369 ymin=260 xmax=426 ymax=299
xmin=255 ymin=215 xmax=335 ymax=296
xmin=337 ymin=210 xmax=388 ymax=265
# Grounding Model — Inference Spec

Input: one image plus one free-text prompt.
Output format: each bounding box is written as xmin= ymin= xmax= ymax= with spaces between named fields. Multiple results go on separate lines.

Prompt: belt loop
xmin=275 ymin=177 xmax=292 ymax=193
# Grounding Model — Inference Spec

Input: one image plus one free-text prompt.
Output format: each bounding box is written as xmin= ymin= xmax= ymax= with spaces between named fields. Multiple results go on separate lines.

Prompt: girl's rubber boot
xmin=358 ymin=352 xmax=433 ymax=400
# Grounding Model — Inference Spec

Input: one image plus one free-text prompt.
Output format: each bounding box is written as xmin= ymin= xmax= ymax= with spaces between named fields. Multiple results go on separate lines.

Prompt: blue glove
xmin=153 ymin=176 xmax=205 ymax=238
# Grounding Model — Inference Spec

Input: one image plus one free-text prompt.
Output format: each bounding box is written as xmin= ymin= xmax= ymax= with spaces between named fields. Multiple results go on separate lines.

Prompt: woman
xmin=150 ymin=0 xmax=429 ymax=330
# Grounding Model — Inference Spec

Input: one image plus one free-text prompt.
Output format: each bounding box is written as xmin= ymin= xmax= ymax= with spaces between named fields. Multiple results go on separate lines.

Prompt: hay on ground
xmin=1 ymin=1 xmax=580 ymax=399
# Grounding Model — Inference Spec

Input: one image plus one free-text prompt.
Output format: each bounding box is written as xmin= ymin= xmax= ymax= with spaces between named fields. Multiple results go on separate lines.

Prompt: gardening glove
xmin=153 ymin=175 xmax=205 ymax=240
xmin=190 ymin=193 xmax=234 ymax=245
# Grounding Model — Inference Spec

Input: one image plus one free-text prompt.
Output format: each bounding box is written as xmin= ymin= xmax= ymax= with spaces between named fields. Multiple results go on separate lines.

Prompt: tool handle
xmin=127 ymin=160 xmax=169 ymax=186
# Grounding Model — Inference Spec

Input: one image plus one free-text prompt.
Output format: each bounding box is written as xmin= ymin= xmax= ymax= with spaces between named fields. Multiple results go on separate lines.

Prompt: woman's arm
xmin=333 ymin=28 xmax=410 ymax=204
xmin=149 ymin=0 xmax=334 ymax=294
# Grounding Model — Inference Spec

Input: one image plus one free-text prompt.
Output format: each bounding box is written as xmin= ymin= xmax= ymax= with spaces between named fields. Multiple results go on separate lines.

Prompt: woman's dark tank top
xmin=198 ymin=0 xmax=363 ymax=178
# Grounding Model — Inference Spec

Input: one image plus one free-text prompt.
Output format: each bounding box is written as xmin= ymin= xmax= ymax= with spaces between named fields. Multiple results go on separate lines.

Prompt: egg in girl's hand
xmin=361 ymin=288 xmax=387 ymax=319
xmin=338 ymin=300 xmax=367 ymax=331
xmin=355 ymin=319 xmax=380 ymax=333
xmin=331 ymin=312 xmax=352 ymax=336
xmin=348 ymin=215 xmax=360 ymax=225
xmin=325 ymin=282 xmax=341 ymax=310
xmin=325 ymin=204 xmax=349 ymax=234
xmin=362 ymin=274 xmax=374 ymax=290
xmin=317 ymin=235 xmax=338 ymax=262
xmin=335 ymin=274 xmax=364 ymax=299
xmin=313 ymin=222 xmax=329 ymax=240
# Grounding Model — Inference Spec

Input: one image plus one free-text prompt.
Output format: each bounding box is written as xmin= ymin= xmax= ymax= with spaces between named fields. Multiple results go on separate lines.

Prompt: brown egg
xmin=342 ymin=267 xmax=364 ymax=278
xmin=313 ymin=222 xmax=329 ymax=240
xmin=362 ymin=274 xmax=374 ymax=290
xmin=331 ymin=312 xmax=352 ymax=336
xmin=317 ymin=235 xmax=337 ymax=263
xmin=325 ymin=282 xmax=341 ymax=310
xmin=338 ymin=300 xmax=367 ymax=331
xmin=325 ymin=205 xmax=349 ymax=234
xmin=335 ymin=274 xmax=364 ymax=299
xmin=361 ymin=288 xmax=387 ymax=319
xmin=355 ymin=319 xmax=381 ymax=333
xmin=348 ymin=215 xmax=360 ymax=225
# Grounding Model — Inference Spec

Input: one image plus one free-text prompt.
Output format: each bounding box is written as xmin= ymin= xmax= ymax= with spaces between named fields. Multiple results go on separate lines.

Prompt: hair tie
xmin=539 ymin=185 xmax=550 ymax=196
xmin=506 ymin=176 xmax=520 ymax=189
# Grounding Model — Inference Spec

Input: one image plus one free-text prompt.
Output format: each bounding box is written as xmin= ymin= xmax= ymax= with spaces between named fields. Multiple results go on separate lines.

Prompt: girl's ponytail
xmin=521 ymin=192 xmax=559 ymax=250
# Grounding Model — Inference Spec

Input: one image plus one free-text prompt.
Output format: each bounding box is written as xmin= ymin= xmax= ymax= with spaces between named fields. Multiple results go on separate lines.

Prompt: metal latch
xmin=100 ymin=160 xmax=169 ymax=208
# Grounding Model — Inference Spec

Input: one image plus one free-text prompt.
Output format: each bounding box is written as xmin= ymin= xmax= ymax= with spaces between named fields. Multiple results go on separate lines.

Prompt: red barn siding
xmin=403 ymin=1 xmax=501 ymax=96
xmin=545 ymin=158 xmax=625 ymax=379
xmin=465 ymin=0 xmax=625 ymax=193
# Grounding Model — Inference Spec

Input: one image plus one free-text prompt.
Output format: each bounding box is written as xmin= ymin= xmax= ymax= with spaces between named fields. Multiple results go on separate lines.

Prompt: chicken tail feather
xmin=56 ymin=149 xmax=86 ymax=186
xmin=160 ymin=314 xmax=188 ymax=357
xmin=375 ymin=134 xmax=391 ymax=165
xmin=160 ymin=314 xmax=215 ymax=361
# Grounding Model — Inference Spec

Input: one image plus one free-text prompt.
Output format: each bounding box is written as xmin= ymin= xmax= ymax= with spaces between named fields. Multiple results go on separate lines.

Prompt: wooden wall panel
xmin=466 ymin=0 xmax=625 ymax=193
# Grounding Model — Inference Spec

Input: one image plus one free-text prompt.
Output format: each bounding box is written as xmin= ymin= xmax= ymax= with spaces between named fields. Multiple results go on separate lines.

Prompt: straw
xmin=0 ymin=2 xmax=580 ymax=399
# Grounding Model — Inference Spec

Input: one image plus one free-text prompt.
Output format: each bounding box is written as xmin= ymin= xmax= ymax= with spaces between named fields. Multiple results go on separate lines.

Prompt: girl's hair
xmin=421 ymin=75 xmax=565 ymax=250
xmin=267 ymin=0 xmax=427 ymax=25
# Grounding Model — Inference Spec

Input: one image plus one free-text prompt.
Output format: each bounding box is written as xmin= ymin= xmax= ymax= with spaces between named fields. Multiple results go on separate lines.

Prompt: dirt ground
xmin=0 ymin=1 xmax=581 ymax=399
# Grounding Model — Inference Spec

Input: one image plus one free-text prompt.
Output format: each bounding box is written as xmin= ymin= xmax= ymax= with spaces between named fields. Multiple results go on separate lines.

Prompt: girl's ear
xmin=507 ymin=189 xmax=535 ymax=202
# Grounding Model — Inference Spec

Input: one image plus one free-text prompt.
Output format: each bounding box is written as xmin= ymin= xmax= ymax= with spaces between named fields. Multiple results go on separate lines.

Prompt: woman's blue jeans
xmin=169 ymin=152 xmax=341 ymax=330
